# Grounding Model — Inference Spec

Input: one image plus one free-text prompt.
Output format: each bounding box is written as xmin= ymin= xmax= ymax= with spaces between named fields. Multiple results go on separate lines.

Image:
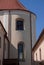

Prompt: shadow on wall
xmin=9 ymin=42 xmax=18 ymax=59
xmin=3 ymin=40 xmax=19 ymax=65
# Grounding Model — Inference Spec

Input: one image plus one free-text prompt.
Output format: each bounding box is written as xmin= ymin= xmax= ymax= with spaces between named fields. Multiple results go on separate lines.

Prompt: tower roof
xmin=0 ymin=0 xmax=26 ymax=10
xmin=0 ymin=0 xmax=36 ymax=16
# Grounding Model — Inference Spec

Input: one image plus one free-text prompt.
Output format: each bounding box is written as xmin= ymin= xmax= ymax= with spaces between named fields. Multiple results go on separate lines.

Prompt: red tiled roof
xmin=0 ymin=0 xmax=27 ymax=10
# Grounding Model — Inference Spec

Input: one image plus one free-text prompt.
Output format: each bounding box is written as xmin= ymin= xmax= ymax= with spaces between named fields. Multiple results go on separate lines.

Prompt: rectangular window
xmin=0 ymin=37 xmax=1 ymax=48
xmin=16 ymin=20 xmax=24 ymax=30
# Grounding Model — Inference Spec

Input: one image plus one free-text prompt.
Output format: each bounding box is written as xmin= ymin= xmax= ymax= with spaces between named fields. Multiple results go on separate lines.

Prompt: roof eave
xmin=0 ymin=9 xmax=36 ymax=17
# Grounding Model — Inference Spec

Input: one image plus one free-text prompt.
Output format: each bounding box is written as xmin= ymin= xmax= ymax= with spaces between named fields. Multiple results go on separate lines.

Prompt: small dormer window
xmin=16 ymin=18 xmax=24 ymax=30
xmin=0 ymin=37 xmax=1 ymax=48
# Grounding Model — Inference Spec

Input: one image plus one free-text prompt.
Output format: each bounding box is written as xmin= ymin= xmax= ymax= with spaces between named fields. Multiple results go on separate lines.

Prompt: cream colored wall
xmin=10 ymin=11 xmax=31 ymax=59
xmin=9 ymin=10 xmax=36 ymax=65
xmin=9 ymin=10 xmax=31 ymax=65
xmin=34 ymin=38 xmax=44 ymax=61
xmin=0 ymin=10 xmax=36 ymax=65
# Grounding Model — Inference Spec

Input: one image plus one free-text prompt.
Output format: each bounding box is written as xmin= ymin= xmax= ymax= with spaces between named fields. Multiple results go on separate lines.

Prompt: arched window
xmin=18 ymin=41 xmax=24 ymax=60
xmin=16 ymin=18 xmax=24 ymax=30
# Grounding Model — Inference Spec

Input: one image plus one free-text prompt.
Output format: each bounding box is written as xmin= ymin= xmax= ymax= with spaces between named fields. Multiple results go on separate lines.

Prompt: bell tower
xmin=9 ymin=10 xmax=36 ymax=65
xmin=0 ymin=0 xmax=36 ymax=65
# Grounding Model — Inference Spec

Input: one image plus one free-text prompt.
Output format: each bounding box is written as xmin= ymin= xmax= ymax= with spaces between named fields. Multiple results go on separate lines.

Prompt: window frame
xmin=18 ymin=41 xmax=24 ymax=61
xmin=16 ymin=18 xmax=24 ymax=31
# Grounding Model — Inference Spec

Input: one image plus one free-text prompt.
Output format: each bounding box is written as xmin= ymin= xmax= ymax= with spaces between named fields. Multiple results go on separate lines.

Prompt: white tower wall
xmin=9 ymin=10 xmax=36 ymax=65
xmin=0 ymin=10 xmax=36 ymax=65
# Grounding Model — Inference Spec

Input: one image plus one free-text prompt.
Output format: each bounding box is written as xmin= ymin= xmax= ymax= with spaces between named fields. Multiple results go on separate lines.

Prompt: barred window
xmin=16 ymin=19 xmax=24 ymax=30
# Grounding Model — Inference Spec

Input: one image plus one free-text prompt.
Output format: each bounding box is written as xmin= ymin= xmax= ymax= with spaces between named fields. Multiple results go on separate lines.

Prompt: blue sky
xmin=20 ymin=0 xmax=44 ymax=39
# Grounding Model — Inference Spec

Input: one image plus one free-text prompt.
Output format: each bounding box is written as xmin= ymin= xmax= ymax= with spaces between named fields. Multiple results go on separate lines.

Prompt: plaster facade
xmin=32 ymin=30 xmax=44 ymax=61
xmin=0 ymin=10 xmax=36 ymax=65
xmin=34 ymin=38 xmax=44 ymax=61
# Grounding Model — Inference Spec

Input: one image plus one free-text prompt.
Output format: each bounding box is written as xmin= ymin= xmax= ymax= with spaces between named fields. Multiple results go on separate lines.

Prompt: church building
xmin=0 ymin=0 xmax=36 ymax=65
